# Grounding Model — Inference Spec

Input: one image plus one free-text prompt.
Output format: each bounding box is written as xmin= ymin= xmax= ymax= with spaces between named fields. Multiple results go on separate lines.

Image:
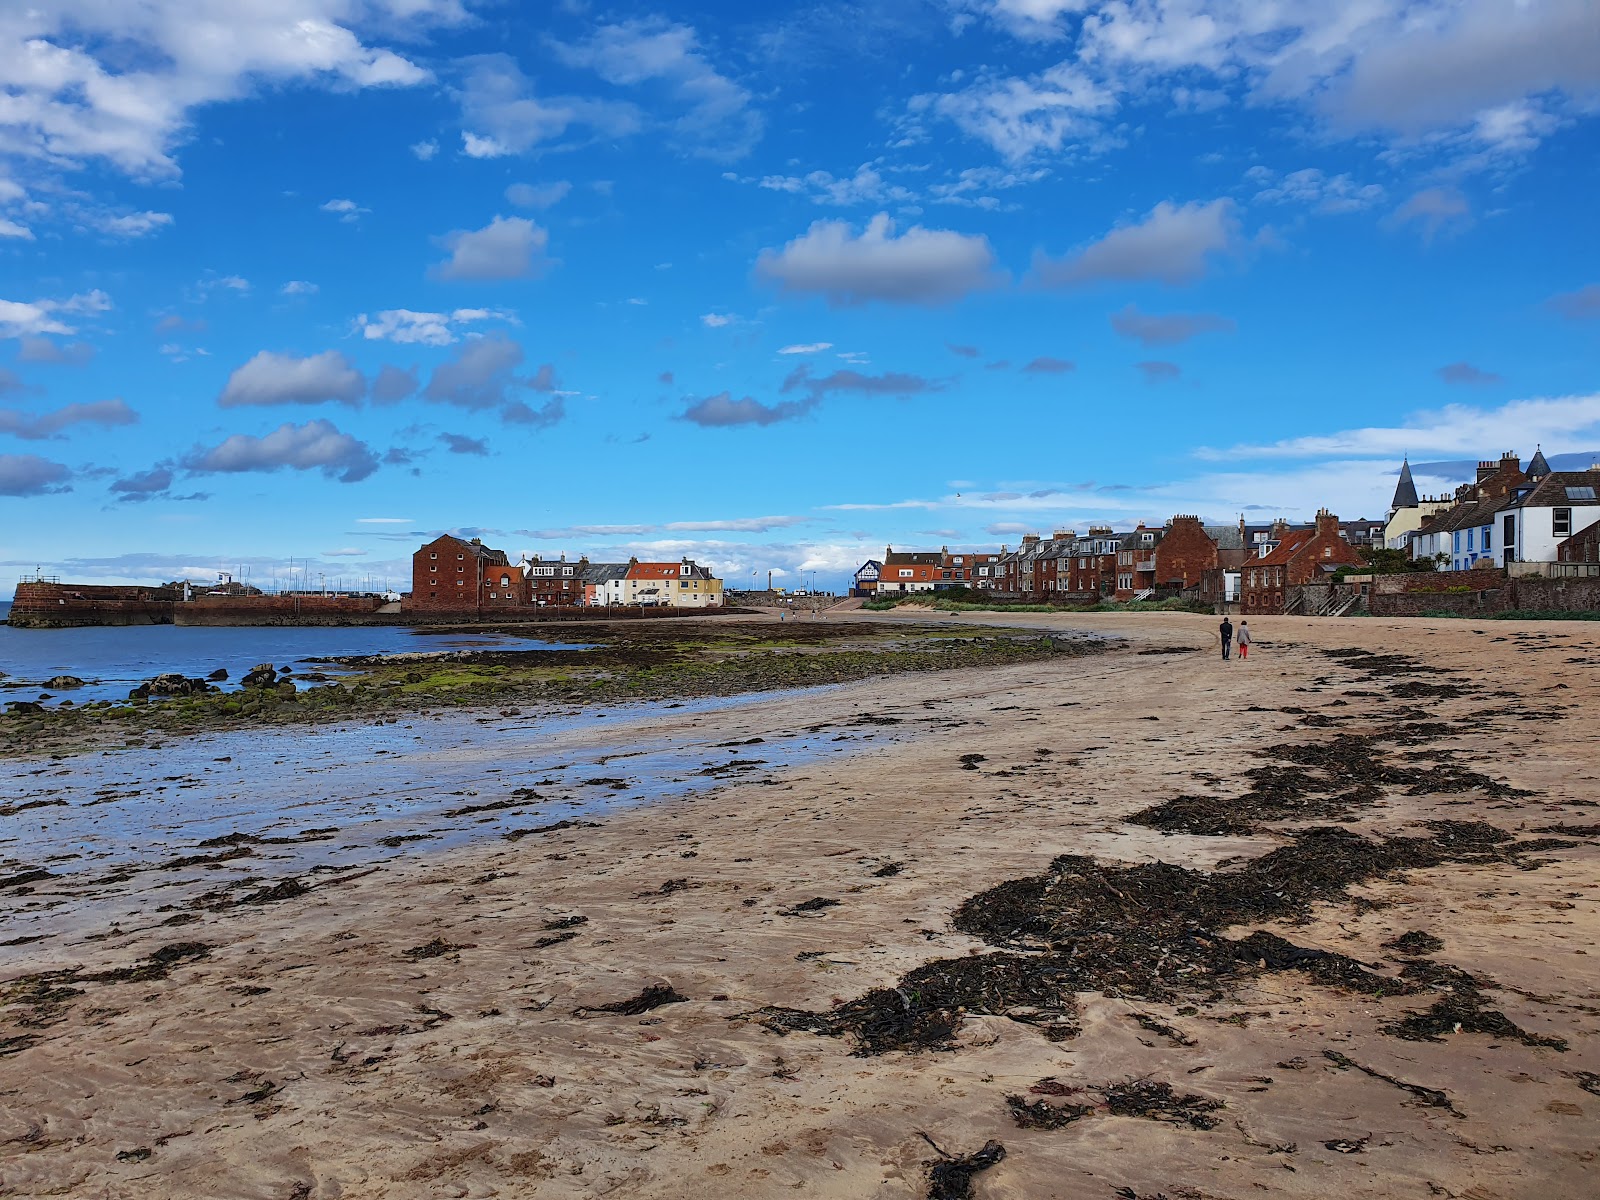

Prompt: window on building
xmin=1466 ymin=528 xmax=1474 ymax=550
xmin=1484 ymin=525 xmax=1492 ymax=551
xmin=458 ymin=553 xmax=464 ymax=560
xmin=1553 ymin=507 xmax=1573 ymax=537
xmin=898 ymin=569 xmax=913 ymax=578
xmin=1566 ymin=487 xmax=1596 ymax=501
xmin=429 ymin=552 xmax=436 ymax=559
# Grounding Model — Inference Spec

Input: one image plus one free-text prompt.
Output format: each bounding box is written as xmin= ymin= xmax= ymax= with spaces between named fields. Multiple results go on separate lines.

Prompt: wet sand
xmin=2 ymin=611 xmax=1598 ymax=1199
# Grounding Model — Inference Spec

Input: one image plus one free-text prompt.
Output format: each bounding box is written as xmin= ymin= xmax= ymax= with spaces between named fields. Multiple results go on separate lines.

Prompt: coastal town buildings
xmin=1240 ymin=510 xmax=1365 ymax=614
xmin=410 ymin=535 xmax=513 ymax=612
xmin=406 ymin=536 xmax=721 ymax=612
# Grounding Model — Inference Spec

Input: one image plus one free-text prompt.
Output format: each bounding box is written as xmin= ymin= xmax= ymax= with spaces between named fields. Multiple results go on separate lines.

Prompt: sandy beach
xmin=3 ymin=610 xmax=1598 ymax=1199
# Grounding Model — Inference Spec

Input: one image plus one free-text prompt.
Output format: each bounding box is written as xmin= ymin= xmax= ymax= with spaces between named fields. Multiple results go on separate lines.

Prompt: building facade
xmin=410 ymin=535 xmax=512 ymax=611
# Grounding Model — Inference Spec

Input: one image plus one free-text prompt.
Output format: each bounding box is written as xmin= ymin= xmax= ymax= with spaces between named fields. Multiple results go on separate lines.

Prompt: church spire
xmin=1390 ymin=457 xmax=1419 ymax=512
xmin=1527 ymin=445 xmax=1551 ymax=479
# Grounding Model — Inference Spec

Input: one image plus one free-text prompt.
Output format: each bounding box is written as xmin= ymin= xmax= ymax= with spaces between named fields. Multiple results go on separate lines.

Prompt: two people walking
xmin=1219 ymin=617 xmax=1250 ymax=661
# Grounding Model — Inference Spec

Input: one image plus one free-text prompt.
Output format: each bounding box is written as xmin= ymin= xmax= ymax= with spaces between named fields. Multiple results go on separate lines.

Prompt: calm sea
xmin=0 ymin=610 xmax=581 ymax=705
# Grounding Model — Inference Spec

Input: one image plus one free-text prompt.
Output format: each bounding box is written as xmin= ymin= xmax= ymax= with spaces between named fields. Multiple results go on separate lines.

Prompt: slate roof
xmin=1505 ymin=469 xmax=1600 ymax=511
xmin=1391 ymin=459 xmax=1419 ymax=510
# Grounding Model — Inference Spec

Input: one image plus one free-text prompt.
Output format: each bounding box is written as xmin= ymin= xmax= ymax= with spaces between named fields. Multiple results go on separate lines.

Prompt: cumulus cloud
xmin=756 ymin=213 xmax=1001 ymax=306
xmin=680 ymin=392 xmax=816 ymax=427
xmin=422 ymin=334 xmax=564 ymax=428
xmin=17 ymin=337 xmax=95 ymax=365
xmin=280 ymin=280 xmax=318 ymax=296
xmin=187 ymin=419 xmax=379 ymax=482
xmin=1136 ymin=360 xmax=1182 ymax=383
xmin=108 ymin=465 xmax=175 ymax=500
xmin=0 ymin=290 xmax=111 ymax=339
xmin=701 ymin=313 xmax=736 ymax=328
xmin=411 ymin=139 xmax=439 ymax=160
xmin=370 ymin=364 xmax=419 ymax=404
xmin=1021 ymin=356 xmax=1074 ymax=374
xmin=433 ymin=216 xmax=551 ymax=281
xmin=505 ymin=181 xmax=571 ymax=209
xmin=551 ymin=18 xmax=763 ymax=159
xmin=1386 ymin=188 xmax=1472 ymax=243
xmin=0 ymin=398 xmax=137 ymax=440
xmin=1548 ymin=284 xmax=1600 ymax=321
xmin=910 ymin=62 xmax=1117 ymax=161
xmin=3 ymin=3 xmax=430 ymax=180
xmin=1034 ymin=199 xmax=1237 ymax=288
xmin=439 ymin=432 xmax=490 ymax=455
xmin=1110 ymin=303 xmax=1235 ymax=346
xmin=0 ymin=453 xmax=72 ymax=496
xmin=217 ymin=350 xmax=365 ymax=408
xmin=1437 ymin=362 xmax=1503 ymax=386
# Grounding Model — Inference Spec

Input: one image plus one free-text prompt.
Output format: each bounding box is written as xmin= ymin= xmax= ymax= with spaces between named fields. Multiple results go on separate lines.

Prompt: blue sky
xmin=2 ymin=0 xmax=1598 ymax=590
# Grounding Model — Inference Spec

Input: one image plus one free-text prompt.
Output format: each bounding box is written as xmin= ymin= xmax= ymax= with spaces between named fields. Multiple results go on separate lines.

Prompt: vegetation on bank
xmin=863 ymin=587 xmax=1211 ymax=615
xmin=1419 ymin=608 xmax=1600 ymax=621
xmin=0 ymin=619 xmax=1113 ymax=759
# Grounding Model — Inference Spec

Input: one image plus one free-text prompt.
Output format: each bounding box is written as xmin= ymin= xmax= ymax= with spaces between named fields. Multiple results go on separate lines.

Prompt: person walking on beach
xmin=1219 ymin=615 xmax=1234 ymax=661
xmin=1237 ymin=620 xmax=1251 ymax=660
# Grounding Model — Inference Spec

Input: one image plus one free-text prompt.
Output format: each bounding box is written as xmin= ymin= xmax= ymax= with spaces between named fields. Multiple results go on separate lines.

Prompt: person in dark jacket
xmin=1219 ymin=616 xmax=1234 ymax=660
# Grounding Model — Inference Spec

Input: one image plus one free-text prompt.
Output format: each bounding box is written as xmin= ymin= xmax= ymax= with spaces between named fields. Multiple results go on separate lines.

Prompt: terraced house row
xmin=409 ymin=535 xmax=723 ymax=613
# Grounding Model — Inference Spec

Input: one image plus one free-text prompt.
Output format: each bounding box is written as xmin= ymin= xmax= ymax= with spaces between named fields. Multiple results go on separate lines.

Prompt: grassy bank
xmin=0 ymin=619 xmax=1113 ymax=759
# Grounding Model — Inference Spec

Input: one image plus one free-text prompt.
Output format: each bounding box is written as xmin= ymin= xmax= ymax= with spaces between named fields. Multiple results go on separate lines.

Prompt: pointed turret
xmin=1527 ymin=445 xmax=1551 ymax=479
xmin=1390 ymin=458 xmax=1419 ymax=513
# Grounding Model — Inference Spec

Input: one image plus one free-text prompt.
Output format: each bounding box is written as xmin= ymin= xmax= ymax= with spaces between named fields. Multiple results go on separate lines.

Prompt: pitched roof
xmin=1252 ymin=529 xmax=1314 ymax=566
xmin=1391 ymin=459 xmax=1419 ymax=510
xmin=883 ymin=550 xmax=942 ymax=566
xmin=1203 ymin=525 xmax=1246 ymax=550
xmin=1527 ymin=447 xmax=1551 ymax=478
xmin=1506 ymin=469 xmax=1600 ymax=511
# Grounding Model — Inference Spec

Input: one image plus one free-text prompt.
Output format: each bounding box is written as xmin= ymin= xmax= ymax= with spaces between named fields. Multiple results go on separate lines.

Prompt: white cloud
xmin=950 ymin=1 xmax=1599 ymax=170
xmin=410 ymin=139 xmax=439 ymax=160
xmin=433 ymin=216 xmax=551 ymax=281
xmin=280 ymin=280 xmax=318 ymax=296
xmin=680 ymin=392 xmax=816 ymax=427
xmin=779 ymin=342 xmax=833 ymax=355
xmin=0 ymin=218 xmax=32 ymax=239
xmin=217 ymin=350 xmax=365 ymax=408
xmin=92 ymin=210 xmax=174 ymax=238
xmin=505 ymin=181 xmax=571 ymax=209
xmin=551 ymin=18 xmax=763 ymax=159
xmin=751 ymin=165 xmax=915 ymax=207
xmin=1247 ymin=167 xmax=1384 ymax=215
xmin=455 ymin=54 xmax=640 ymax=157
xmin=357 ymin=307 xmax=511 ymax=345
xmin=910 ymin=63 xmax=1117 ymax=161
xmin=755 ymin=212 xmax=1001 ymax=306
xmin=1 ymin=1 xmax=431 ymax=180
xmin=1198 ymin=393 xmax=1600 ymax=462
xmin=0 ymin=290 xmax=111 ymax=339
xmin=1033 ymin=199 xmax=1237 ymax=287
xmin=320 ymin=198 xmax=369 ymax=222
xmin=188 ymin=418 xmax=379 ymax=483
xmin=701 ymin=313 xmax=735 ymax=328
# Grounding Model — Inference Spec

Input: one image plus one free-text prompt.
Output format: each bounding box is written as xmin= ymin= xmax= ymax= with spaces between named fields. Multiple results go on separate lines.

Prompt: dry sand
xmin=2 ymin=610 xmax=1598 ymax=1199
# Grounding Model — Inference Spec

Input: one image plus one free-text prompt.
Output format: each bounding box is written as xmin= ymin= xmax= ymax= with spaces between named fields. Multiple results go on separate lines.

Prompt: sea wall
xmin=175 ymin=595 xmax=392 ymax=626
xmin=9 ymin=580 xmax=735 ymax=628
xmin=8 ymin=582 xmax=177 ymax=628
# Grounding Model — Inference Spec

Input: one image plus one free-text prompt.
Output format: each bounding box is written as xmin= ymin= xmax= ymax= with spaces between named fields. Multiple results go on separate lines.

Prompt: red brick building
xmin=1240 ymin=510 xmax=1365 ymax=614
xmin=526 ymin=555 xmax=586 ymax=606
xmin=410 ymin=535 xmax=513 ymax=612
xmin=1151 ymin=515 xmax=1222 ymax=591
